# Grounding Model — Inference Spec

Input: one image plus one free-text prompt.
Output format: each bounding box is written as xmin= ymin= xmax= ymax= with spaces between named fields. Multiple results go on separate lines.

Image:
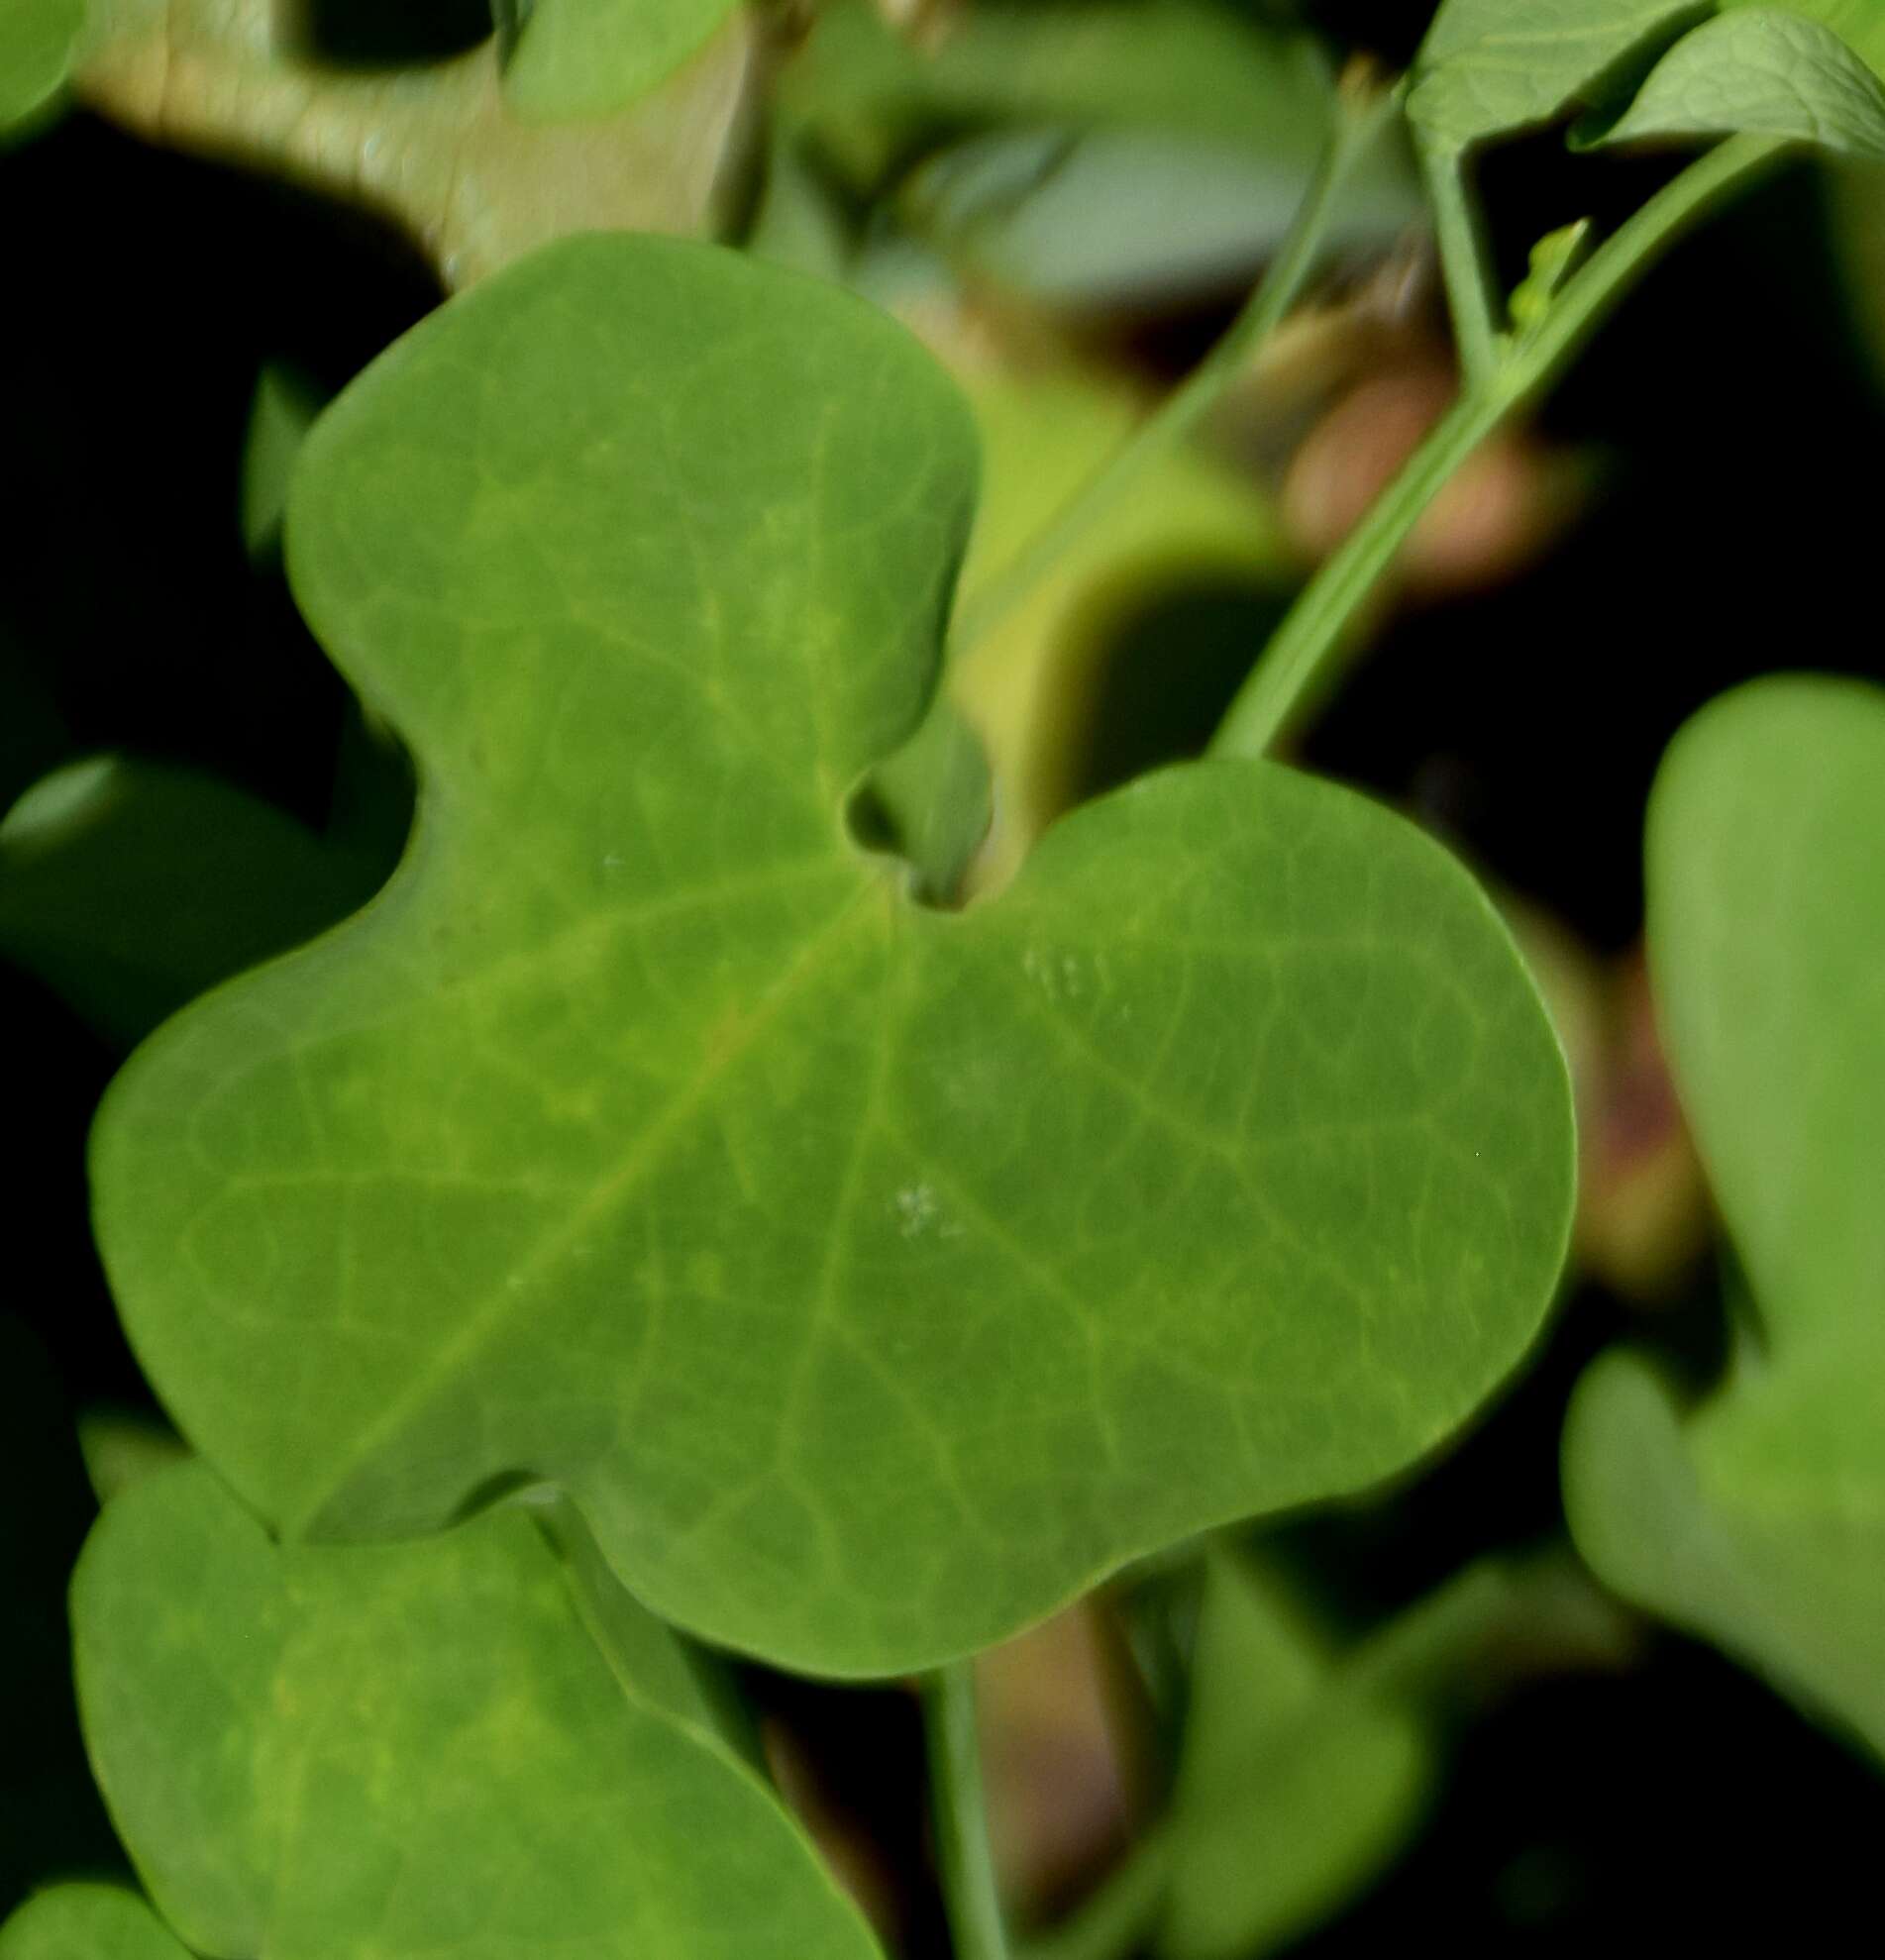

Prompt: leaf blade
xmin=1567 ymin=675 xmax=1885 ymax=1757
xmin=1589 ymin=7 xmax=1885 ymax=156
xmin=72 ymin=1464 xmax=884 ymax=1957
xmin=1409 ymin=0 xmax=1711 ymax=151
xmin=0 ymin=1888 xmax=190 ymax=1960
xmin=93 ymin=235 xmax=1576 ymax=1677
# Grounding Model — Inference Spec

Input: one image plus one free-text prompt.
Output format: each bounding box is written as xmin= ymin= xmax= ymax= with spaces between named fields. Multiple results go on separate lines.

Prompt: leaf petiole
xmin=924 ymin=1662 xmax=1010 ymax=1960
xmin=1416 ymin=136 xmax=1502 ymax=387
xmin=946 ymin=68 xmax=1404 ymax=659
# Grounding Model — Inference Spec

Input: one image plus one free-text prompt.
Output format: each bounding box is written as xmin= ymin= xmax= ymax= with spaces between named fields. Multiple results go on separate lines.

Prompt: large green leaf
xmin=504 ymin=0 xmax=742 ymax=122
xmin=1589 ymin=8 xmax=1885 ymax=155
xmin=73 ymin=1462 xmax=880 ymax=1957
xmin=92 ymin=234 xmax=1574 ymax=1678
xmin=1565 ymin=676 xmax=1885 ymax=1754
xmin=1409 ymin=0 xmax=1711 ymax=152
xmin=0 ymin=1887 xmax=188 ymax=1960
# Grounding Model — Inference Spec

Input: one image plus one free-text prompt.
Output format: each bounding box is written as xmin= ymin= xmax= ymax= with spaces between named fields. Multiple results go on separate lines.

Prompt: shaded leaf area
xmin=0 ymin=121 xmax=432 ymax=1509
xmin=753 ymin=0 xmax=1418 ymax=305
xmin=0 ymin=1886 xmax=188 ymax=1960
xmin=0 ymin=1321 xmax=120 ymax=1912
xmin=0 ymin=753 xmax=393 ymax=1050
xmin=69 ymin=1463 xmax=879 ymax=1957
xmin=1565 ymin=677 xmax=1885 ymax=1755
xmin=93 ymin=234 xmax=1573 ymax=1676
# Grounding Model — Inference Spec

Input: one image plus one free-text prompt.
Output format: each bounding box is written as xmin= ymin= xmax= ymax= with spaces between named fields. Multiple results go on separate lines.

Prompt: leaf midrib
xmin=287 ymin=877 xmax=881 ymax=1538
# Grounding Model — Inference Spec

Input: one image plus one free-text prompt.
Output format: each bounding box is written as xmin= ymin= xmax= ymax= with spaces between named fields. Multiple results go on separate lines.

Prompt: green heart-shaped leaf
xmin=72 ymin=1462 xmax=880 ymax=1957
xmin=1565 ymin=676 xmax=1885 ymax=1753
xmin=0 ymin=1887 xmax=189 ymax=1960
xmin=92 ymin=235 xmax=1574 ymax=1677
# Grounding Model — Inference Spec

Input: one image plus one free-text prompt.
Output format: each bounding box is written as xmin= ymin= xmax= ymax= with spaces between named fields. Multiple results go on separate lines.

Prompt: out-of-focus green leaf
xmin=503 ymin=0 xmax=741 ymax=121
xmin=0 ymin=0 xmax=82 ymax=136
xmin=1565 ymin=676 xmax=1885 ymax=1756
xmin=779 ymin=0 xmax=1334 ymax=189
xmin=73 ymin=1463 xmax=883 ymax=1957
xmin=0 ymin=1887 xmax=188 ymax=1960
xmin=1041 ymin=1548 xmax=1623 ymax=1960
xmin=1155 ymin=1553 xmax=1428 ymax=1960
xmin=777 ymin=1 xmax=1415 ymax=304
xmin=1587 ymin=8 xmax=1885 ymax=155
xmin=901 ymin=121 xmax=1417 ymax=305
xmin=0 ymin=755 xmax=384 ymax=1049
xmin=0 ymin=0 xmax=84 ymax=140
xmin=747 ymin=133 xmax=853 ymax=280
xmin=92 ymin=234 xmax=1573 ymax=1678
xmin=914 ymin=0 xmax=1333 ymax=157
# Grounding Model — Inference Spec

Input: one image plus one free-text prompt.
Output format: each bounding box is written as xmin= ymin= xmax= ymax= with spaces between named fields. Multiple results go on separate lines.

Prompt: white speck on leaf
xmin=895 ymin=1185 xmax=939 ymax=1238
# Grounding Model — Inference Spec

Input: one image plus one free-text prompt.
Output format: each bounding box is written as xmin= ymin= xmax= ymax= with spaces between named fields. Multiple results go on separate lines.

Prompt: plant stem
xmin=1208 ymin=132 xmax=1787 ymax=760
xmin=1417 ymin=138 xmax=1501 ymax=388
xmin=925 ymin=1662 xmax=1010 ymax=1960
xmin=947 ymin=80 xmax=1401 ymax=658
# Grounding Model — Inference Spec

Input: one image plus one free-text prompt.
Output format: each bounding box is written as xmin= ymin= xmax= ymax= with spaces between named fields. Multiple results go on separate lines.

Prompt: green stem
xmin=925 ymin=1663 xmax=1010 ymax=1960
xmin=947 ymin=81 xmax=1401 ymax=658
xmin=1208 ymin=132 xmax=1787 ymax=760
xmin=1418 ymin=138 xmax=1501 ymax=387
